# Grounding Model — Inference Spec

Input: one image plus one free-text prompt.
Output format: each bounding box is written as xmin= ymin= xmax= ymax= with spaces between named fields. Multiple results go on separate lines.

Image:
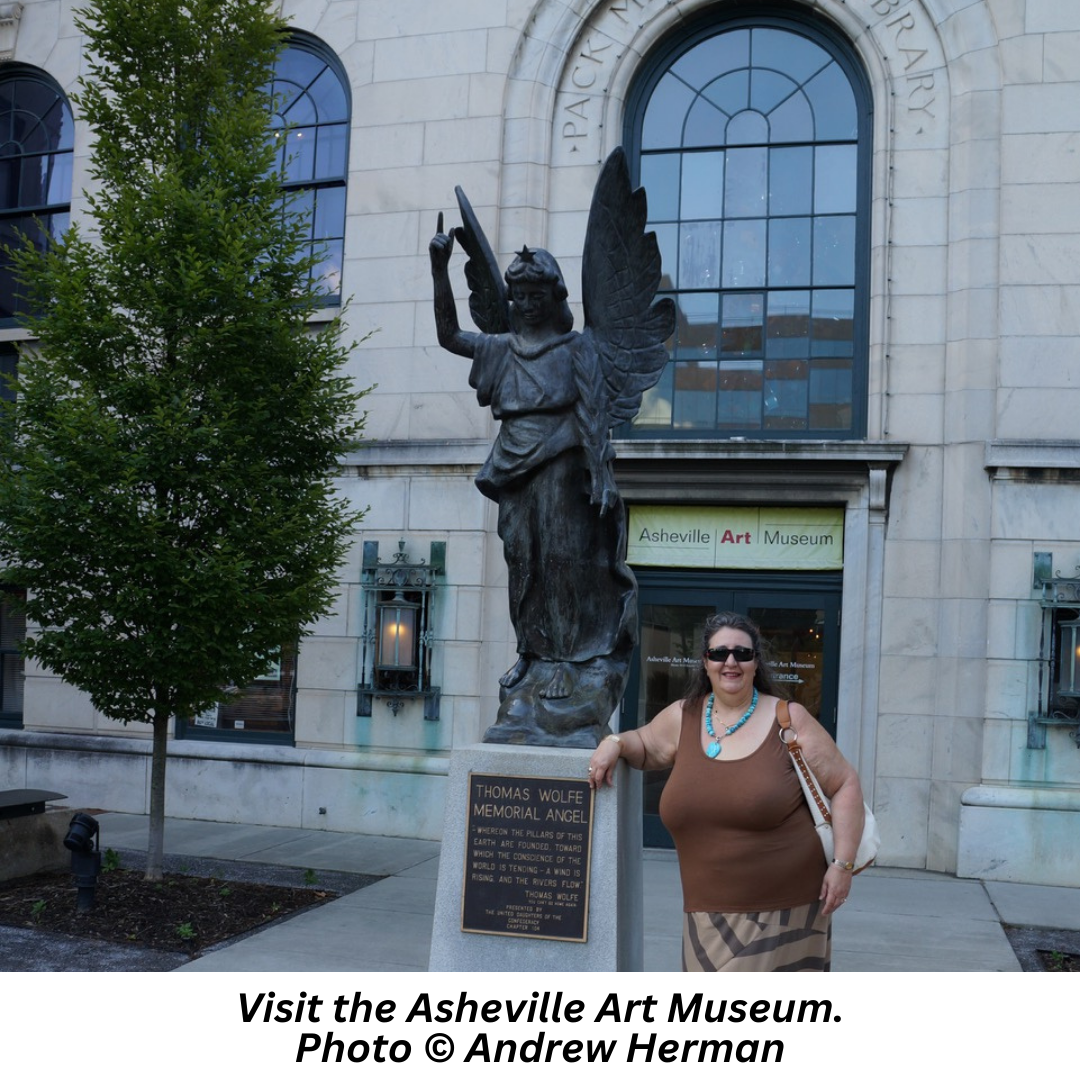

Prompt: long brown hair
xmin=683 ymin=611 xmax=787 ymax=708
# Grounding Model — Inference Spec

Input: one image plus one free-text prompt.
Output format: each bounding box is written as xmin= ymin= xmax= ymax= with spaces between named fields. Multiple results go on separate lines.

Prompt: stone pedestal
xmin=429 ymin=743 xmax=642 ymax=971
xmin=0 ymin=808 xmax=71 ymax=882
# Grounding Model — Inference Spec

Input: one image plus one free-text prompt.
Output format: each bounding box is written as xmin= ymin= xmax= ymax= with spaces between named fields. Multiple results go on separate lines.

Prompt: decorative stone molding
xmin=0 ymin=3 xmax=21 ymax=63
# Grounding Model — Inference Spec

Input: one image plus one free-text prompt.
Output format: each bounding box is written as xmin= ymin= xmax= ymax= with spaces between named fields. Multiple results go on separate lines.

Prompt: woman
xmin=588 ymin=612 xmax=865 ymax=971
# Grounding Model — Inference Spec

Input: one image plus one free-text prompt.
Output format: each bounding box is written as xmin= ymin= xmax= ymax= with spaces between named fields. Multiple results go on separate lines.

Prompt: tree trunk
xmin=145 ymin=696 xmax=170 ymax=882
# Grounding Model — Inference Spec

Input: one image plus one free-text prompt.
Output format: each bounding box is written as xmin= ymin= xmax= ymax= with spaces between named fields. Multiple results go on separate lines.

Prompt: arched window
xmin=625 ymin=11 xmax=871 ymax=437
xmin=270 ymin=36 xmax=350 ymax=304
xmin=0 ymin=69 xmax=73 ymax=327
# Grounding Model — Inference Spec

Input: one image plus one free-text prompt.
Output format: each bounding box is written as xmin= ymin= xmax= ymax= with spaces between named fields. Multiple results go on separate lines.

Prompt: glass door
xmin=625 ymin=570 xmax=841 ymax=846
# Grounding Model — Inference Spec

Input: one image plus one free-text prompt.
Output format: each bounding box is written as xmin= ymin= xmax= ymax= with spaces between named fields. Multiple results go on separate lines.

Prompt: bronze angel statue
xmin=430 ymin=147 xmax=675 ymax=747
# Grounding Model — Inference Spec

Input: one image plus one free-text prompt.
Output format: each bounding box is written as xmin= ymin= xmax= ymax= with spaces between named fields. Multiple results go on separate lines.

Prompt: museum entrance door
xmin=624 ymin=569 xmax=842 ymax=847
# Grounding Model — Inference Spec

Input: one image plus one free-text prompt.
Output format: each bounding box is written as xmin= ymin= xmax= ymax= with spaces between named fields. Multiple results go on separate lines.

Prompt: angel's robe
xmin=468 ymin=331 xmax=636 ymax=666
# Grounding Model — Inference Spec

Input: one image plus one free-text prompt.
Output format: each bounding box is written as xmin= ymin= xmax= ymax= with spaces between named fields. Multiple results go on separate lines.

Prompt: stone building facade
xmin=2 ymin=0 xmax=1079 ymax=886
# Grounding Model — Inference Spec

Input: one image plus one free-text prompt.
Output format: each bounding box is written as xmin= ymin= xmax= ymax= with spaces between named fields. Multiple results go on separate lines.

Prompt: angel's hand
xmin=429 ymin=212 xmax=456 ymax=271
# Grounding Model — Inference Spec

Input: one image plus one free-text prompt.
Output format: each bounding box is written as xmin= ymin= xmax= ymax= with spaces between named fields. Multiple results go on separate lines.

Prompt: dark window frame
xmin=622 ymin=6 xmax=873 ymax=440
xmin=175 ymin=643 xmax=298 ymax=746
xmin=0 ymin=66 xmax=74 ymax=329
xmin=0 ymin=586 xmax=26 ymax=728
xmin=270 ymin=33 xmax=351 ymax=307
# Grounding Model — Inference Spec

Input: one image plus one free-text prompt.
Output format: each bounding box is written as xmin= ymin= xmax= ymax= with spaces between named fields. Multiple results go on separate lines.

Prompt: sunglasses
xmin=705 ymin=646 xmax=755 ymax=663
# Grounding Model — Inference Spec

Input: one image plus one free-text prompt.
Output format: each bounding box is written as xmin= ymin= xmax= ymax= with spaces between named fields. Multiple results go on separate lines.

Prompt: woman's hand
xmin=819 ymin=863 xmax=853 ymax=916
xmin=588 ymin=737 xmax=622 ymax=789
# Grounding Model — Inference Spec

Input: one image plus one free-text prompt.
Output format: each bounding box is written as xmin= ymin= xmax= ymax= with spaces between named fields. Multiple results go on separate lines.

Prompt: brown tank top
xmin=658 ymin=698 xmax=825 ymax=912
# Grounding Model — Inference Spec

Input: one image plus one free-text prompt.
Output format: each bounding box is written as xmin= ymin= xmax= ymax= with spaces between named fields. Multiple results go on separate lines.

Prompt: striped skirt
xmin=682 ymin=901 xmax=831 ymax=972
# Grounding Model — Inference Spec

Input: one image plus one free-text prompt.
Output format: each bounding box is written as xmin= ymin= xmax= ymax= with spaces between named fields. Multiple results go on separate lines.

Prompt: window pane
xmin=274 ymin=46 xmax=325 ymax=91
xmin=722 ymin=219 xmax=766 ymax=288
xmin=642 ymin=73 xmax=697 ymax=150
xmin=313 ymin=186 xmax=345 ymax=239
xmin=641 ymin=153 xmax=681 ymax=220
xmin=673 ymin=361 xmax=718 ymax=428
xmin=768 ymin=216 xmax=811 ymax=287
xmin=314 ymin=123 xmax=348 ymax=178
xmin=312 ymin=239 xmax=344 ymax=299
xmin=811 ymin=290 xmax=854 ymax=356
xmin=727 ymin=110 xmax=768 ymax=145
xmin=674 ymin=292 xmax=718 ymax=359
xmin=752 ymin=28 xmax=832 ymax=85
xmin=724 ymin=147 xmax=767 ymax=217
xmin=307 ymin=68 xmax=348 ymax=121
xmin=702 ymin=70 xmax=749 ymax=117
xmin=633 ymin=361 xmax=674 ymax=428
xmin=282 ymin=126 xmax=317 ymax=183
xmin=809 ymin=357 xmax=853 ymax=428
xmin=767 ymin=290 xmax=811 ymax=358
xmin=717 ymin=361 xmax=762 ymax=429
xmin=652 ymin=222 xmax=679 ymax=288
xmin=812 ymin=216 xmax=855 ymax=285
xmin=0 ymin=343 xmax=16 ymax=403
xmin=720 ymin=292 xmax=763 ymax=357
xmin=751 ymin=68 xmax=794 ymax=114
xmin=763 ymin=359 xmax=808 ymax=430
xmin=805 ymin=62 xmax=857 ymax=140
xmin=767 ymin=91 xmax=814 ymax=143
xmin=680 ymin=221 xmax=721 ymax=289
xmin=815 ymin=145 xmax=857 ymax=214
xmin=683 ymin=95 xmax=726 ymax=148
xmin=673 ymin=29 xmax=749 ymax=88
xmin=770 ymin=146 xmax=812 ymax=216
xmin=1 ymin=653 xmax=23 ymax=713
xmin=681 ymin=151 xmax=724 ymax=219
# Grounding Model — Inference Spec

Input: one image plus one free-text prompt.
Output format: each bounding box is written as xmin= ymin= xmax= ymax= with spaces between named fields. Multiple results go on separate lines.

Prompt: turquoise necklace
xmin=704 ymin=687 xmax=758 ymax=759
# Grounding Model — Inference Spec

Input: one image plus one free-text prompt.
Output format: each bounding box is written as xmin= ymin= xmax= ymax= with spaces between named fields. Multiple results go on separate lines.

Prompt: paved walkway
xmin=93 ymin=813 xmax=1079 ymax=972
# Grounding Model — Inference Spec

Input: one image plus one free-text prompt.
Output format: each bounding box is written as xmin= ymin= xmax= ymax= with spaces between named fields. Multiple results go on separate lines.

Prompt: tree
xmin=0 ymin=0 xmax=367 ymax=879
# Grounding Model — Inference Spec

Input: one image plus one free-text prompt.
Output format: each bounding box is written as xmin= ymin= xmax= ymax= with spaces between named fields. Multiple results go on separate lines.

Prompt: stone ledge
xmin=0 ymin=808 xmax=73 ymax=883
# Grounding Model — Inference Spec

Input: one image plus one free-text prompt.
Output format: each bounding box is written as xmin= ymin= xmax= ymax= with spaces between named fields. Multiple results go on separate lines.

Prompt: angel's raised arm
xmin=430 ymin=212 xmax=478 ymax=359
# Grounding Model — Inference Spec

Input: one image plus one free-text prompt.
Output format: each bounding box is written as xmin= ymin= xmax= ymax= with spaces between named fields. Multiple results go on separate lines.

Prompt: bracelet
xmin=831 ymin=857 xmax=855 ymax=872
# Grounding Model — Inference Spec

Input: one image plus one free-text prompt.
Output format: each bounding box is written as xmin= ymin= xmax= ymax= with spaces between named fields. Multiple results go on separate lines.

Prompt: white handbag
xmin=777 ymin=699 xmax=880 ymax=874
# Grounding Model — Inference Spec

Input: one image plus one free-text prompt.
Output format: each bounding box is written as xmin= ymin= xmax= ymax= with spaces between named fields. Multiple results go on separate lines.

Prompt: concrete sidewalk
xmin=94 ymin=813 xmax=1079 ymax=972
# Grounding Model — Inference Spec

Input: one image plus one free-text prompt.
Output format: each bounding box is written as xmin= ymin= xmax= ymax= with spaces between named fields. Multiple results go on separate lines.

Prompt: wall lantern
xmin=1030 ymin=552 xmax=1080 ymax=749
xmin=1057 ymin=614 xmax=1080 ymax=701
xmin=377 ymin=591 xmax=419 ymax=674
xmin=357 ymin=539 xmax=443 ymax=720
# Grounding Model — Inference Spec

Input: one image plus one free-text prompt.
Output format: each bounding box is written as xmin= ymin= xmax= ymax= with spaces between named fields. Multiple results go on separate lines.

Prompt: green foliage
xmin=30 ymin=899 xmax=48 ymax=923
xmin=175 ymin=921 xmax=196 ymax=941
xmin=0 ymin=0 xmax=367 ymax=730
xmin=102 ymin=848 xmax=122 ymax=873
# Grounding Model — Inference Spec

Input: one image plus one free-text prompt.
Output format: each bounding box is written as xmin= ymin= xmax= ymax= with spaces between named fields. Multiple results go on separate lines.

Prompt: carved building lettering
xmin=861 ymin=0 xmax=940 ymax=121
xmin=556 ymin=0 xmax=944 ymax=159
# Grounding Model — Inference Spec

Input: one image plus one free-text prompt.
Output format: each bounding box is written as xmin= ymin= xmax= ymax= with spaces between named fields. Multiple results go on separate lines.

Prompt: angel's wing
xmin=454 ymin=186 xmax=510 ymax=335
xmin=580 ymin=148 xmax=676 ymax=425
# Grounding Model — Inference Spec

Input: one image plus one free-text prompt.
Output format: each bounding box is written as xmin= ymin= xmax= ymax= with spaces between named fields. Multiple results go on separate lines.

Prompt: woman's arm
xmin=787 ymin=701 xmax=866 ymax=915
xmin=587 ymin=699 xmax=682 ymax=789
xmin=430 ymin=216 xmax=478 ymax=358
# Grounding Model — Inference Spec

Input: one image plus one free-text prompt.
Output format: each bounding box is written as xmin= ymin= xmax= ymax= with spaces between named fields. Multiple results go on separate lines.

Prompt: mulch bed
xmin=0 ymin=851 xmax=379 ymax=961
xmin=1004 ymin=925 xmax=1080 ymax=972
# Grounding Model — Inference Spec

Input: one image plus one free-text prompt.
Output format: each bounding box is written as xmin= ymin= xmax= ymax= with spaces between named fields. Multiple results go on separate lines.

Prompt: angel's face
xmin=510 ymin=282 xmax=556 ymax=328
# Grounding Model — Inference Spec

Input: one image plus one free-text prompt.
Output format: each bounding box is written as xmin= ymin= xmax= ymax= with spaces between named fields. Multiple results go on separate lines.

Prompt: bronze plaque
xmin=461 ymin=773 xmax=594 ymax=942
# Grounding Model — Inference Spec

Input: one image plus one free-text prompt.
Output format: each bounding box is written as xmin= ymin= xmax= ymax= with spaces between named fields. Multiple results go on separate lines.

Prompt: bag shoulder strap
xmin=777 ymin=699 xmax=832 ymax=825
